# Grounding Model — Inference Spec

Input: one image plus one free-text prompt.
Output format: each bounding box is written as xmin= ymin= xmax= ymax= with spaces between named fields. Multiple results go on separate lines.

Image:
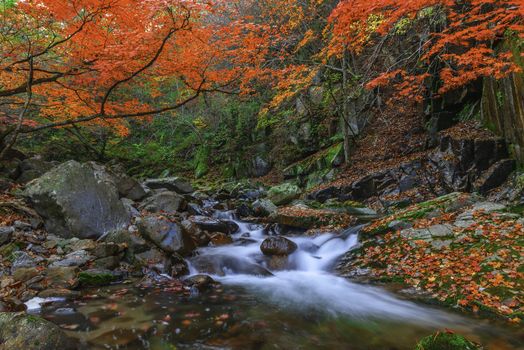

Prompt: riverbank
xmin=0 ymin=158 xmax=522 ymax=349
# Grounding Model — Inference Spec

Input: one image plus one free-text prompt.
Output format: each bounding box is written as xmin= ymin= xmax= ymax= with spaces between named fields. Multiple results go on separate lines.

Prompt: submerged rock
xmin=260 ymin=236 xmax=297 ymax=256
xmin=189 ymin=254 xmax=272 ymax=277
xmin=183 ymin=274 xmax=216 ymax=291
xmin=23 ymin=161 xmax=130 ymax=239
xmin=0 ymin=312 xmax=76 ymax=349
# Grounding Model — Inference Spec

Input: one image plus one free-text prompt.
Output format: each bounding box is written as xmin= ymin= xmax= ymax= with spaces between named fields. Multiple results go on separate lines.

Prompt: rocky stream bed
xmin=0 ymin=159 xmax=522 ymax=349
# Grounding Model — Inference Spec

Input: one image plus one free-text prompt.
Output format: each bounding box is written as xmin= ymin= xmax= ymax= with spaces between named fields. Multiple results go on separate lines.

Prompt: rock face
xmin=138 ymin=215 xmax=194 ymax=255
xmin=23 ymin=161 xmax=130 ymax=239
xmin=0 ymin=312 xmax=75 ymax=350
xmin=308 ymin=135 xmax=514 ymax=203
xmin=260 ymin=237 xmax=297 ymax=256
xmin=144 ymin=177 xmax=194 ymax=194
xmin=428 ymin=135 xmax=513 ymax=193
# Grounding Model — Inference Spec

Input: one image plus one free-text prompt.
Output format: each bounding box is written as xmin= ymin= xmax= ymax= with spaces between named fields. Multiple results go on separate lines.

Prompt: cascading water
xmin=188 ymin=212 xmax=467 ymax=328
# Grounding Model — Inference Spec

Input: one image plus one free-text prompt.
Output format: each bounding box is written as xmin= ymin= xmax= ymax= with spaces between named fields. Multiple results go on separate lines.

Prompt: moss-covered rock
xmin=22 ymin=160 xmax=130 ymax=239
xmin=414 ymin=332 xmax=482 ymax=350
xmin=78 ymin=269 xmax=118 ymax=287
xmin=267 ymin=183 xmax=302 ymax=206
xmin=0 ymin=312 xmax=76 ymax=349
xmin=364 ymin=192 xmax=476 ymax=235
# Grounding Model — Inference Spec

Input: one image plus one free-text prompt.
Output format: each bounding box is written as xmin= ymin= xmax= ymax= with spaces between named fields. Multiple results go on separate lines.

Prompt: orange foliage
xmin=329 ymin=0 xmax=524 ymax=99
xmin=0 ymin=0 xmax=270 ymax=135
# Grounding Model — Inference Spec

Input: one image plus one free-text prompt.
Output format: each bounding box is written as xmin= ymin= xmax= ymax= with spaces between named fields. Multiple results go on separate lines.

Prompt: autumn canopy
xmin=0 ymin=0 xmax=522 ymax=154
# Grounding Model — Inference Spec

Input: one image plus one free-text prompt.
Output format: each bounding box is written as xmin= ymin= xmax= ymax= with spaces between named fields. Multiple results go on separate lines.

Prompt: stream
xmin=27 ymin=209 xmax=524 ymax=349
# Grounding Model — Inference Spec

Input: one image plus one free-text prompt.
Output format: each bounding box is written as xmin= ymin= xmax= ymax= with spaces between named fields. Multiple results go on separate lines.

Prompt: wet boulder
xmin=183 ymin=274 xmax=216 ymax=291
xmin=138 ymin=215 xmax=194 ymax=255
xmin=209 ymin=232 xmax=233 ymax=246
xmin=189 ymin=254 xmax=272 ymax=277
xmin=164 ymin=253 xmax=189 ymax=277
xmin=23 ymin=161 xmax=130 ymax=239
xmin=180 ymin=219 xmax=210 ymax=246
xmin=0 ymin=312 xmax=76 ymax=350
xmin=103 ymin=228 xmax=149 ymax=257
xmin=260 ymin=237 xmax=297 ymax=256
xmin=189 ymin=216 xmax=239 ymax=235
xmin=138 ymin=191 xmax=186 ymax=213
xmin=144 ymin=177 xmax=194 ymax=194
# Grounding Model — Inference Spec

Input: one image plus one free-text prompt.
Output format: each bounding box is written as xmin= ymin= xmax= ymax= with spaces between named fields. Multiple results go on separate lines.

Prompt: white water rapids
xmin=187 ymin=211 xmax=470 ymax=329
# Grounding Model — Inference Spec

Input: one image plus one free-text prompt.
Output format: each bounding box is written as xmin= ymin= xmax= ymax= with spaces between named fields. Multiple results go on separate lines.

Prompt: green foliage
xmin=194 ymin=145 xmax=209 ymax=178
xmin=414 ymin=332 xmax=482 ymax=350
xmin=0 ymin=0 xmax=16 ymax=11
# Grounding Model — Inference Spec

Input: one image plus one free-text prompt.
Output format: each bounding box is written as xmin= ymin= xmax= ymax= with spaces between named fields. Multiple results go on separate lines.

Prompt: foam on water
xmin=189 ymin=217 xmax=468 ymax=328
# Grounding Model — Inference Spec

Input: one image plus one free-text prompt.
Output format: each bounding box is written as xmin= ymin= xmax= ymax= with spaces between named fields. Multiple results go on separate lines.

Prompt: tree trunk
xmin=341 ymin=48 xmax=351 ymax=164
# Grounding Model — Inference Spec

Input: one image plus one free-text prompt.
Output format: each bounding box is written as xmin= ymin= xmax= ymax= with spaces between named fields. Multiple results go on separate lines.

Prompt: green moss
xmin=414 ymin=332 xmax=482 ymax=350
xmin=194 ymin=145 xmax=210 ymax=179
xmin=25 ymin=315 xmax=44 ymax=324
xmin=0 ymin=242 xmax=21 ymax=259
xmin=78 ymin=271 xmax=116 ymax=287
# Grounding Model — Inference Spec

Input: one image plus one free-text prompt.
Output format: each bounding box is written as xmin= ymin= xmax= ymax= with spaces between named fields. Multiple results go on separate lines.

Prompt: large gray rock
xmin=138 ymin=191 xmax=186 ymax=213
xmin=0 ymin=312 xmax=75 ymax=350
xmin=144 ymin=177 xmax=194 ymax=194
xmin=23 ymin=161 xmax=130 ymax=239
xmin=137 ymin=215 xmax=194 ymax=255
